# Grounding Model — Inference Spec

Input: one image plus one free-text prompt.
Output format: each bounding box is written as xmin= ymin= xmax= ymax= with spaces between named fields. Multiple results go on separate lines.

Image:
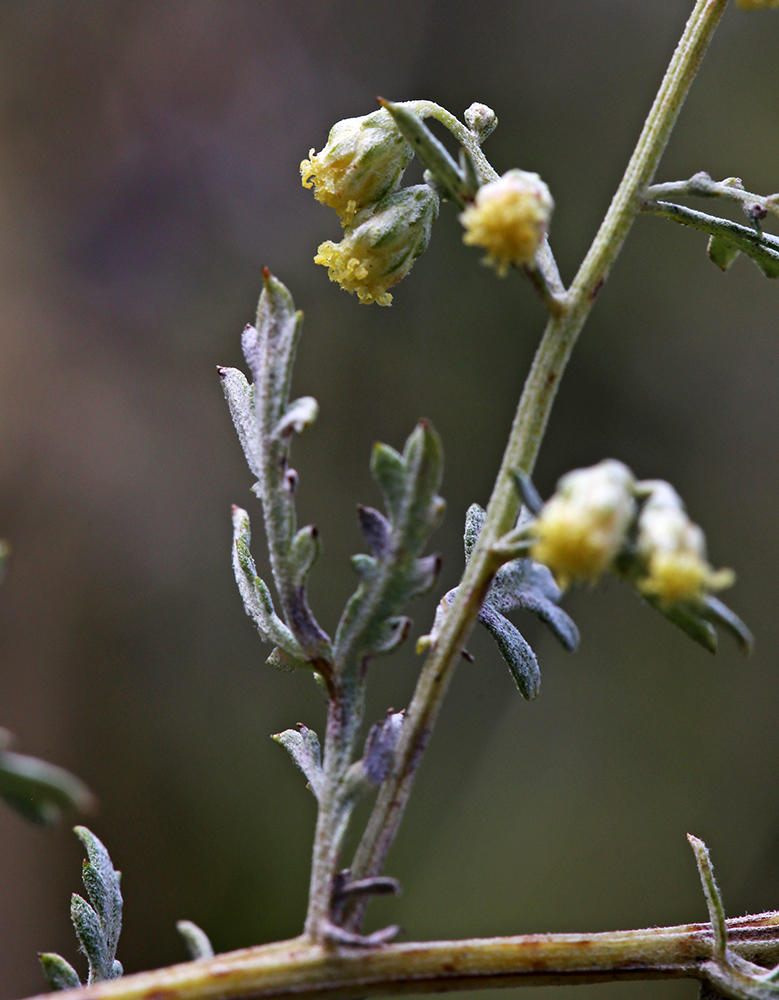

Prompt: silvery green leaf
xmin=289 ymin=525 xmax=321 ymax=587
xmin=74 ymin=827 xmax=122 ymax=965
xmin=266 ymin=645 xmax=310 ymax=672
xmin=643 ymin=594 xmax=717 ymax=653
xmin=334 ymin=422 xmax=444 ymax=675
xmin=219 ymin=366 xmax=261 ymax=481
xmin=460 ymin=504 xmax=578 ymax=692
xmin=39 ymin=953 xmax=81 ymax=991
xmin=701 ymin=596 xmax=753 ymax=656
xmin=479 ymin=606 xmax=541 ymax=700
xmin=273 ymin=396 xmax=318 ymax=440
xmin=370 ymin=443 xmax=406 ymax=522
xmin=176 ymin=921 xmax=214 ymax=961
xmin=231 ymin=507 xmax=305 ymax=661
xmin=229 ymin=272 xmax=332 ymax=662
xmin=71 ymin=893 xmax=107 ymax=982
xmin=358 ymin=506 xmax=392 ymax=558
xmin=272 ymin=726 xmax=323 ymax=799
xmin=362 ymin=711 xmax=404 ymax=786
xmin=707 ymin=236 xmax=740 ymax=272
xmin=380 ymin=99 xmax=473 ymax=207
xmin=0 ymin=747 xmax=95 ymax=825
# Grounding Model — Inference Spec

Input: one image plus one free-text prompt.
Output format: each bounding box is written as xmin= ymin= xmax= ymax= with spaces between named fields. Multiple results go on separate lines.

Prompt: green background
xmin=1 ymin=3 xmax=778 ymax=999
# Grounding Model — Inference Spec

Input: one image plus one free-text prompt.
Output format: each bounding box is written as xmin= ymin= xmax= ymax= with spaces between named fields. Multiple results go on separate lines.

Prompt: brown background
xmin=1 ymin=3 xmax=778 ymax=1000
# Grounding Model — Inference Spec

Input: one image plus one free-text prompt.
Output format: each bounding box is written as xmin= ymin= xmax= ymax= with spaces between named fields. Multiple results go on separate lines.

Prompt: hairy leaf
xmin=272 ymin=725 xmax=323 ymax=799
xmin=0 ymin=746 xmax=94 ymax=826
xmin=39 ymin=953 xmax=81 ymax=991
xmin=176 ymin=921 xmax=214 ymax=961
xmin=334 ymin=422 xmax=444 ymax=675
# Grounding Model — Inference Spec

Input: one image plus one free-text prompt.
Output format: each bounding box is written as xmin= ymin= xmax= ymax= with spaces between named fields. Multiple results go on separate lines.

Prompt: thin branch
xmin=24 ymin=913 xmax=779 ymax=1000
xmin=343 ymin=0 xmax=730 ymax=929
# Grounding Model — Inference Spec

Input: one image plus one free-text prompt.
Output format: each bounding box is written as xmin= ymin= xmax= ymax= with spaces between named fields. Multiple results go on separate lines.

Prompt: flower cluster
xmin=530 ymin=460 xmax=734 ymax=607
xmin=302 ymin=108 xmax=438 ymax=306
xmin=301 ymin=108 xmax=414 ymax=228
xmin=313 ymin=186 xmax=439 ymax=306
xmin=460 ymin=169 xmax=553 ymax=275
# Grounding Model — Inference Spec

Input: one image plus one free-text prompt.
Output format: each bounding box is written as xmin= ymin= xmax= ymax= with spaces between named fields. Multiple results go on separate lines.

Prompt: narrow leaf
xmin=370 ymin=443 xmax=406 ymax=522
xmin=479 ymin=606 xmax=541 ymax=700
xmin=358 ymin=506 xmax=392 ymax=558
xmin=74 ymin=827 xmax=122 ymax=962
xmin=71 ymin=893 xmax=107 ymax=981
xmin=273 ymin=396 xmax=318 ymax=440
xmin=701 ymin=595 xmax=753 ymax=656
xmin=272 ymin=726 xmax=323 ymax=798
xmin=39 ymin=953 xmax=81 ymax=991
xmin=0 ymin=749 xmax=95 ymax=826
xmin=707 ymin=236 xmax=740 ymax=272
xmin=176 ymin=921 xmax=214 ymax=960
xmin=379 ymin=99 xmax=472 ymax=207
xmin=289 ymin=525 xmax=321 ymax=587
xmin=218 ymin=366 xmax=261 ymax=481
xmin=644 ymin=594 xmax=717 ymax=653
xmin=688 ymin=834 xmax=728 ymax=960
xmin=231 ymin=507 xmax=304 ymax=659
xmin=362 ymin=711 xmax=404 ymax=785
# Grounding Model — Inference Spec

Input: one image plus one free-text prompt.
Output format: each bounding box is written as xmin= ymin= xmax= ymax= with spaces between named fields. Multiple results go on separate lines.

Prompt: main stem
xmin=28 ymin=913 xmax=779 ymax=1000
xmin=345 ymin=0 xmax=729 ymax=924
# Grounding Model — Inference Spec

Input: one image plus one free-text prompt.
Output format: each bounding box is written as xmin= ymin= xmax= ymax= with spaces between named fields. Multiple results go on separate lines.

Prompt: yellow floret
xmin=460 ymin=169 xmax=553 ymax=275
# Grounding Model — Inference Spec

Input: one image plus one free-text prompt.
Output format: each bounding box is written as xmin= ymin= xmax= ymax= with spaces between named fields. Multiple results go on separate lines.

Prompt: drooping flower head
xmin=635 ymin=482 xmax=734 ymax=604
xmin=301 ymin=109 xmax=414 ymax=228
xmin=531 ymin=460 xmax=636 ymax=588
xmin=314 ymin=185 xmax=439 ymax=306
xmin=460 ymin=169 xmax=553 ymax=275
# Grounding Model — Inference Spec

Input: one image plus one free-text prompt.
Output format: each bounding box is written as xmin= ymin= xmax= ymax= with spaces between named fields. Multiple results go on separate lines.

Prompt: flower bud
xmin=531 ymin=460 xmax=636 ymax=588
xmin=301 ymin=109 xmax=414 ymax=227
xmin=313 ymin=184 xmax=439 ymax=306
xmin=635 ymin=482 xmax=734 ymax=604
xmin=463 ymin=103 xmax=498 ymax=141
xmin=460 ymin=169 xmax=553 ymax=275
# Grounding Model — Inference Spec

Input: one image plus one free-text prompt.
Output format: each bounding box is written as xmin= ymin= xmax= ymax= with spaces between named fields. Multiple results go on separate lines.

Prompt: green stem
xmin=345 ymin=0 xmax=729 ymax=923
xmin=25 ymin=913 xmax=779 ymax=1000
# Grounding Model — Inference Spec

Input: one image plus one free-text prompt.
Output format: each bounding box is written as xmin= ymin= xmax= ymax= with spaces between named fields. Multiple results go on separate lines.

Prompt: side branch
xmin=25 ymin=914 xmax=779 ymax=1000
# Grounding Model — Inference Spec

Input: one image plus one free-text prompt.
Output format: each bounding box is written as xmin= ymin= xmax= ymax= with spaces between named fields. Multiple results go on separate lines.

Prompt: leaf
xmin=272 ymin=725 xmax=323 ymax=799
xmin=379 ymin=99 xmax=474 ymax=208
xmin=219 ymin=366 xmax=261 ymax=481
xmin=230 ymin=507 xmax=306 ymax=662
xmin=273 ymin=396 xmax=319 ymax=440
xmin=0 ymin=746 xmax=95 ymax=825
xmin=334 ymin=421 xmax=445 ymax=674
xmin=707 ymin=235 xmax=740 ymax=272
xmin=361 ymin=711 xmax=404 ymax=786
xmin=701 ymin=595 xmax=753 ymax=655
xmin=461 ymin=504 xmax=579 ymax=696
xmin=39 ymin=953 xmax=81 ymax=991
xmin=643 ymin=593 xmax=717 ymax=654
xmin=75 ymin=827 xmax=123 ymax=966
xmin=479 ymin=606 xmax=540 ymax=700
xmin=176 ymin=921 xmax=214 ymax=961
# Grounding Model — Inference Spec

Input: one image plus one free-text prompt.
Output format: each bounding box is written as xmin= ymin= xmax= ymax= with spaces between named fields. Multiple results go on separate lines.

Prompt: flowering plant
xmin=6 ymin=3 xmax=779 ymax=1000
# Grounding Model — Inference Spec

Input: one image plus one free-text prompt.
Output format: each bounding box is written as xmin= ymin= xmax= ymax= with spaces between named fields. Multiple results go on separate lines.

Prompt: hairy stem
xmin=345 ymin=0 xmax=729 ymax=925
xmin=26 ymin=913 xmax=779 ymax=1000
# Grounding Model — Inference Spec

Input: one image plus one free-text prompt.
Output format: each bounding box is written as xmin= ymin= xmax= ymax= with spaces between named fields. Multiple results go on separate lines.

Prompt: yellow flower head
xmin=314 ymin=185 xmax=439 ymax=306
xmin=635 ymin=482 xmax=734 ymax=604
xmin=460 ymin=169 xmax=553 ymax=275
xmin=531 ymin=460 xmax=636 ymax=588
xmin=301 ymin=109 xmax=413 ymax=228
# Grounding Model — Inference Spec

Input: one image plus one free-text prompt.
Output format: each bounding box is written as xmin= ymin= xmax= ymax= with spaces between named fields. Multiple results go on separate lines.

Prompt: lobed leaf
xmin=334 ymin=422 xmax=444 ymax=675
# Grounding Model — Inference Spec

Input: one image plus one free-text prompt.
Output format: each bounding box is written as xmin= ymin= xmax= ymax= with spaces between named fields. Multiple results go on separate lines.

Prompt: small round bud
xmin=301 ymin=109 xmax=413 ymax=227
xmin=463 ymin=103 xmax=498 ymax=141
xmin=635 ymin=482 xmax=734 ymax=604
xmin=313 ymin=185 xmax=439 ymax=306
xmin=460 ymin=169 xmax=553 ymax=275
xmin=531 ymin=460 xmax=636 ymax=588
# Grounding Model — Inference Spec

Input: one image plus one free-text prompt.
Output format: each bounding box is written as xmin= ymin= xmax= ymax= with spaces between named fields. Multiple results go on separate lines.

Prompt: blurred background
xmin=1 ymin=2 xmax=778 ymax=999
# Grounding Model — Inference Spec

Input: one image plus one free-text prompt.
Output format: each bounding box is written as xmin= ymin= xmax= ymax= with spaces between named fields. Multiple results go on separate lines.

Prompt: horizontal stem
xmin=27 ymin=913 xmax=779 ymax=1000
